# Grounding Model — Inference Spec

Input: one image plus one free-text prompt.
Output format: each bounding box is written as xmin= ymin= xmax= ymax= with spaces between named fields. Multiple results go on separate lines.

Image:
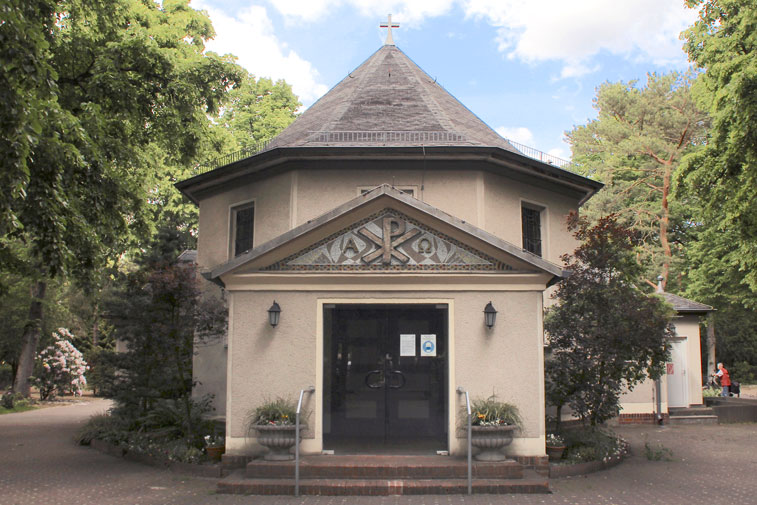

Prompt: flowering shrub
xmin=560 ymin=427 xmax=629 ymax=464
xmin=546 ymin=433 xmax=565 ymax=446
xmin=204 ymin=433 xmax=225 ymax=447
xmin=35 ymin=328 xmax=89 ymax=399
xmin=469 ymin=395 xmax=522 ymax=427
xmin=248 ymin=397 xmax=297 ymax=427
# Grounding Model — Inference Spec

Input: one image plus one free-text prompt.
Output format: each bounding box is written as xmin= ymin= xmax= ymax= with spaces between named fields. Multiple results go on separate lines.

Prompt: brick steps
xmin=217 ymin=455 xmax=550 ymax=495
xmin=669 ymin=414 xmax=718 ymax=424
xmin=669 ymin=406 xmax=719 ymax=425
xmin=219 ymin=471 xmax=550 ymax=496
xmin=246 ymin=455 xmax=524 ymax=479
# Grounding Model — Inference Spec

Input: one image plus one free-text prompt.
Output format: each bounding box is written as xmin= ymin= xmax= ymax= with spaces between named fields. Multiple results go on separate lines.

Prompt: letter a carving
xmin=359 ymin=217 xmax=420 ymax=265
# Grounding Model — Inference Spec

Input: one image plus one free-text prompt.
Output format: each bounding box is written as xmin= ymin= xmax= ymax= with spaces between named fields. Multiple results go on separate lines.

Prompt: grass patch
xmin=644 ymin=441 xmax=674 ymax=461
xmin=0 ymin=404 xmax=38 ymax=415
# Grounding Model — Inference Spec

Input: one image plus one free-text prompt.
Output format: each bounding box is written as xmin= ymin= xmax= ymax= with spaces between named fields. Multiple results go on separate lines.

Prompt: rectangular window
xmin=232 ymin=203 xmax=254 ymax=257
xmin=522 ymin=205 xmax=542 ymax=257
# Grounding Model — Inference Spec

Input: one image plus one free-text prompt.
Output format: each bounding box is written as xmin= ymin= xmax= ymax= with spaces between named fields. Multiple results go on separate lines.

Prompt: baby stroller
xmin=707 ymin=375 xmax=741 ymax=397
xmin=730 ymin=381 xmax=741 ymax=397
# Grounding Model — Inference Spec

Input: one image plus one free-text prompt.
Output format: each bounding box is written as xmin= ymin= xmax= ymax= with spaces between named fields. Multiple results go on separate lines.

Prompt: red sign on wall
xmin=666 ymin=363 xmax=675 ymax=375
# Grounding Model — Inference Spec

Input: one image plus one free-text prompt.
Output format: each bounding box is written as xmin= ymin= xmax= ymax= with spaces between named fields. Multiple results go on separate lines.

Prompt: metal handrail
xmin=505 ymin=138 xmax=572 ymax=168
xmin=456 ymin=386 xmax=472 ymax=495
xmin=295 ymin=386 xmax=315 ymax=497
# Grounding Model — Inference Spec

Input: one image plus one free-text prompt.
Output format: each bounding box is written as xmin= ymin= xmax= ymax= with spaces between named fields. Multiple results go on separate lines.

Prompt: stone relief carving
xmin=264 ymin=210 xmax=513 ymax=271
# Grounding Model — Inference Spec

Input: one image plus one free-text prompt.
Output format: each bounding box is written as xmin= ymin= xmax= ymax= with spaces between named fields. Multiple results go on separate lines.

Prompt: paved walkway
xmin=1 ymin=399 xmax=756 ymax=504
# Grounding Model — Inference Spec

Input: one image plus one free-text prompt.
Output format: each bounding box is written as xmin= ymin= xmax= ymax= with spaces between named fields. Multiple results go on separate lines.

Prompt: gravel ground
xmin=1 ymin=398 xmax=756 ymax=505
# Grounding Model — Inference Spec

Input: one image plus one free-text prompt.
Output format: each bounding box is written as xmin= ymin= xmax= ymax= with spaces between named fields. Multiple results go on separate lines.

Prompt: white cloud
xmin=495 ymin=126 xmax=535 ymax=146
xmin=547 ymin=147 xmax=569 ymax=161
xmin=266 ymin=0 xmax=455 ymax=27
xmin=462 ymin=0 xmax=698 ymax=77
xmin=194 ymin=1 xmax=329 ymax=105
xmin=264 ymin=0 xmax=335 ymax=23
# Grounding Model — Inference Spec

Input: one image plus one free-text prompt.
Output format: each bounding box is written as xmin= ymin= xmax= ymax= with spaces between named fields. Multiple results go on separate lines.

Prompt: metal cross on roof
xmin=380 ymin=14 xmax=399 ymax=46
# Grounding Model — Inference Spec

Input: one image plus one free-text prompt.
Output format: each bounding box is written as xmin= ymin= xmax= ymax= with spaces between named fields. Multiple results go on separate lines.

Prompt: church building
xmin=177 ymin=25 xmax=602 ymax=460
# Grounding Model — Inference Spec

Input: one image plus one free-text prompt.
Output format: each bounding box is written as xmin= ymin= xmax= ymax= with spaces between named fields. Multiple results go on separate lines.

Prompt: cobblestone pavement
xmin=1 ymin=399 xmax=756 ymax=505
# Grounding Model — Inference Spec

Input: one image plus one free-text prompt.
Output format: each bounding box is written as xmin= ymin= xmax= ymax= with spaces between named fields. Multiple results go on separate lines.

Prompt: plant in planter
xmin=247 ymin=397 xmax=302 ymax=461
xmin=545 ymin=432 xmax=566 ymax=461
xmin=468 ymin=396 xmax=522 ymax=461
xmin=204 ymin=433 xmax=225 ymax=462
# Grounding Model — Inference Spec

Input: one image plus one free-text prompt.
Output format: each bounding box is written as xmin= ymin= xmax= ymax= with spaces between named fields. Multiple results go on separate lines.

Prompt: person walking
xmin=713 ymin=362 xmax=731 ymax=397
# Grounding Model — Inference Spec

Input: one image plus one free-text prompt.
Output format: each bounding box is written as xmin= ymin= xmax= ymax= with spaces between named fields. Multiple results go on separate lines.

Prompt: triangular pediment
xmin=263 ymin=209 xmax=513 ymax=272
xmin=208 ymin=185 xmax=565 ymax=282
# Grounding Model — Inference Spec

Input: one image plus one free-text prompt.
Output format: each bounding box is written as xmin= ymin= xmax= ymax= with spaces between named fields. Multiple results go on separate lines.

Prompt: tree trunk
xmin=13 ymin=280 xmax=47 ymax=397
xmin=706 ymin=312 xmax=716 ymax=377
xmin=659 ymin=162 xmax=673 ymax=289
xmin=92 ymin=301 xmax=99 ymax=347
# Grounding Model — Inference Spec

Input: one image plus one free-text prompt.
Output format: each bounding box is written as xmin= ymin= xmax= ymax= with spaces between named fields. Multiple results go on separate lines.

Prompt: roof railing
xmin=191 ymin=132 xmax=573 ymax=175
xmin=505 ymin=139 xmax=572 ymax=168
xmin=308 ymin=130 xmax=466 ymax=143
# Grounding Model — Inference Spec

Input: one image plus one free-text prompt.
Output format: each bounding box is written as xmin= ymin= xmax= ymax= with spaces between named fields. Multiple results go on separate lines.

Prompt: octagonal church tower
xmin=177 ymin=36 xmax=601 ymax=459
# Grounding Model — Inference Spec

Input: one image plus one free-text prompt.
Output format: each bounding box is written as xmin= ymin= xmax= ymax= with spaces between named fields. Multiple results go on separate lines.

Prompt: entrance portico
xmin=212 ymin=185 xmax=563 ymax=458
xmin=323 ymin=303 xmax=449 ymax=453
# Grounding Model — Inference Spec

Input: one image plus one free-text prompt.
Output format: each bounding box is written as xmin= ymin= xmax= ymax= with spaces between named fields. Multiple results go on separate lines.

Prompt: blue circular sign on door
xmin=422 ymin=341 xmax=435 ymax=353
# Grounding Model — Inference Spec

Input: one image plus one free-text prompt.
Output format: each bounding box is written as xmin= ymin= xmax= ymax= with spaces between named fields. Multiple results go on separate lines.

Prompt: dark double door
xmin=323 ymin=304 xmax=448 ymax=451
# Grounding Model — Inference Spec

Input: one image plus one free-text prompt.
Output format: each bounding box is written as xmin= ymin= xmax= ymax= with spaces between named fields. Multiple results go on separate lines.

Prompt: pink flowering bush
xmin=35 ymin=328 xmax=89 ymax=400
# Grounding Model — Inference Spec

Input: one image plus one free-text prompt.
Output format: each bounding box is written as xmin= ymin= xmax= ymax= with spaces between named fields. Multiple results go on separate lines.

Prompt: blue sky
xmin=194 ymin=0 xmax=699 ymax=160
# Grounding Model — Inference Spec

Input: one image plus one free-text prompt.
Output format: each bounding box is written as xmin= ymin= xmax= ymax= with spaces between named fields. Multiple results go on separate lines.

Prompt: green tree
xmin=683 ymin=222 xmax=757 ymax=378
xmin=218 ymin=73 xmax=301 ymax=151
xmin=567 ymin=73 xmax=708 ymax=291
xmin=681 ymin=0 xmax=757 ymax=292
xmin=3 ymin=0 xmax=244 ymax=396
xmin=105 ymin=228 xmax=226 ymax=442
xmin=0 ymin=0 xmax=58 ymax=251
xmin=544 ymin=214 xmax=672 ymax=426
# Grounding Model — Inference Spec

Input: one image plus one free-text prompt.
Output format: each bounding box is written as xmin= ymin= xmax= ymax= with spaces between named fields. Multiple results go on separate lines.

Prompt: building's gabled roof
xmin=175 ymin=44 xmax=603 ymax=205
xmin=206 ymin=184 xmax=568 ymax=285
xmin=266 ymin=45 xmax=520 ymax=150
xmin=659 ymin=292 xmax=715 ymax=314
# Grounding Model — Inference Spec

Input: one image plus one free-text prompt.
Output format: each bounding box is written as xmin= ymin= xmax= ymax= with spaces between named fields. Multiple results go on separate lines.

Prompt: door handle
xmin=387 ymin=370 xmax=406 ymax=389
xmin=365 ymin=369 xmax=384 ymax=389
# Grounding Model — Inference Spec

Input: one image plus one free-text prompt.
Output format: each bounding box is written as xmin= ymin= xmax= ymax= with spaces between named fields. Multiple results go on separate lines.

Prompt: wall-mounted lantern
xmin=484 ymin=301 xmax=497 ymax=329
xmin=268 ymin=301 xmax=281 ymax=327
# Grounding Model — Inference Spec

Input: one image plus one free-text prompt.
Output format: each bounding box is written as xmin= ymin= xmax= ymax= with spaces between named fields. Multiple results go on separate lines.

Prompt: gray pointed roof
xmin=176 ymin=44 xmax=603 ymax=205
xmin=659 ymin=292 xmax=714 ymax=314
xmin=267 ymin=45 xmax=520 ymax=151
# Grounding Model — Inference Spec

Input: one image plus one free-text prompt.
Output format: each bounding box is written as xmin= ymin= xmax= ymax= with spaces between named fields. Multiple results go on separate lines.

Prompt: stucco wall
xmin=196 ymin=170 xmax=293 ymax=270
xmin=193 ymin=339 xmax=227 ymax=417
xmin=195 ymin=165 xmax=582 ymax=274
xmin=619 ymin=313 xmax=704 ymax=414
xmin=224 ymin=289 xmax=545 ymax=457
xmin=619 ymin=379 xmax=668 ymax=415
xmin=295 ymin=168 xmax=481 ymax=227
xmin=674 ymin=315 xmax=705 ymax=405
xmin=483 ymin=171 xmax=579 ymax=265
xmin=192 ymin=161 xmax=583 ymax=434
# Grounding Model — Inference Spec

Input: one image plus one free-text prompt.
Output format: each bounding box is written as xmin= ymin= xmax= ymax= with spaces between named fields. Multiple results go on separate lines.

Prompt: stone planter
xmin=254 ymin=424 xmax=303 ymax=461
xmin=546 ymin=444 xmax=566 ymax=461
xmin=471 ymin=425 xmax=517 ymax=461
xmin=206 ymin=445 xmax=225 ymax=462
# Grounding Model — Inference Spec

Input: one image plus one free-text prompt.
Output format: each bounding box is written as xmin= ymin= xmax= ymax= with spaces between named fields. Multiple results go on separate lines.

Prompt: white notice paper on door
xmin=420 ymin=334 xmax=437 ymax=357
xmin=400 ymin=334 xmax=416 ymax=357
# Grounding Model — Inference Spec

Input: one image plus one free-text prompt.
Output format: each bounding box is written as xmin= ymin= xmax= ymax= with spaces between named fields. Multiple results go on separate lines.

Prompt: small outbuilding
xmin=619 ymin=283 xmax=714 ymax=423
